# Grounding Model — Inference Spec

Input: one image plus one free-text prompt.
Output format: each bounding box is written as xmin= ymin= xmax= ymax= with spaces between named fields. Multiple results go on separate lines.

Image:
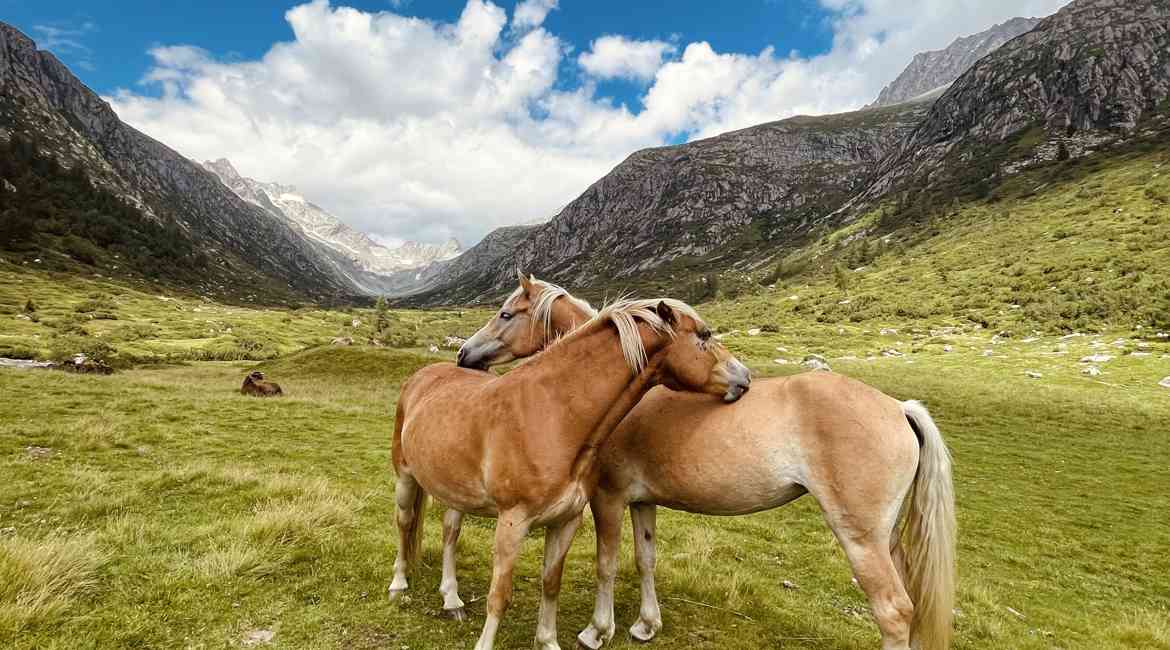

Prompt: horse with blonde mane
xmin=457 ymin=276 xmax=956 ymax=650
xmin=391 ymin=282 xmax=750 ymax=650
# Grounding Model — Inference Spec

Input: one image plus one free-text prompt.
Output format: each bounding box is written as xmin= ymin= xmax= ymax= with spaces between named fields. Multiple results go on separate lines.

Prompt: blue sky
xmin=2 ymin=0 xmax=1068 ymax=246
xmin=4 ymin=0 xmax=835 ymax=111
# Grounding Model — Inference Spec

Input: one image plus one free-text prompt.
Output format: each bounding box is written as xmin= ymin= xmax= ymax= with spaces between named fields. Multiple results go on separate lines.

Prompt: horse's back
xmin=603 ymin=372 xmax=918 ymax=513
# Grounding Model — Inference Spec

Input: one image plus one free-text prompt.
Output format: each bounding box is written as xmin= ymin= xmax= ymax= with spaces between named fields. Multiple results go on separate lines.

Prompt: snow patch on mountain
xmin=202 ymin=158 xmax=461 ymax=274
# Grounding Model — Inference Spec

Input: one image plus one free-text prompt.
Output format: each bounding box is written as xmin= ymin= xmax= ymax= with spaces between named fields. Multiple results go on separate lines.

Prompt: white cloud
xmin=513 ymin=0 xmax=557 ymax=30
xmin=578 ymin=35 xmax=676 ymax=82
xmin=108 ymin=0 xmax=1071 ymax=247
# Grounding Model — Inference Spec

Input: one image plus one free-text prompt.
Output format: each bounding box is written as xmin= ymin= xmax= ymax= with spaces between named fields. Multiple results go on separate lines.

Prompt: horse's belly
xmin=628 ymin=443 xmax=808 ymax=516
xmin=643 ymin=475 xmax=806 ymax=516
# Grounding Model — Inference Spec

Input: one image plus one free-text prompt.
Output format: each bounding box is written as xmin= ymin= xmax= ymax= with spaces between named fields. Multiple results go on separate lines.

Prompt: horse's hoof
xmin=387 ymin=588 xmax=407 ymax=602
xmin=442 ymin=606 xmax=468 ymax=622
xmin=576 ymin=633 xmax=602 ymax=650
xmin=629 ymin=621 xmax=659 ymax=643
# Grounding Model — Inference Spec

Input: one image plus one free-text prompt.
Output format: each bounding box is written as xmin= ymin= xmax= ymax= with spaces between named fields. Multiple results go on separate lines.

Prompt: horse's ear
xmin=655 ymin=301 xmax=677 ymax=326
xmin=517 ymin=270 xmax=534 ymax=295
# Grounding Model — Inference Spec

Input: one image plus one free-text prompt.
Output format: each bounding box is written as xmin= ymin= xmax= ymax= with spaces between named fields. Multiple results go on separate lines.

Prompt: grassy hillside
xmin=0 ymin=264 xmax=491 ymax=367
xmin=621 ymin=136 xmax=1170 ymax=336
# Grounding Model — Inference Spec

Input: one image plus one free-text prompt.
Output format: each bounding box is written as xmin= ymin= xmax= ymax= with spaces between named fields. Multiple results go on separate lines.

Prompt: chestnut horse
xmin=391 ymin=294 xmax=750 ymax=650
xmin=457 ymin=279 xmax=956 ymax=650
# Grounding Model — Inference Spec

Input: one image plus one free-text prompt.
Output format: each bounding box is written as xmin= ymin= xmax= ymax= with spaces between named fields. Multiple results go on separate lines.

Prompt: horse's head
xmin=649 ymin=301 xmax=751 ymax=403
xmin=602 ymin=299 xmax=750 ymax=403
xmin=248 ymin=371 xmax=265 ymax=381
xmin=457 ymin=271 xmax=594 ymax=370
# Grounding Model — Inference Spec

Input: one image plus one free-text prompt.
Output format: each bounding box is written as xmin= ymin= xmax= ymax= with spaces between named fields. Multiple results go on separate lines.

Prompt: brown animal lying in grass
xmin=241 ymin=371 xmax=282 ymax=397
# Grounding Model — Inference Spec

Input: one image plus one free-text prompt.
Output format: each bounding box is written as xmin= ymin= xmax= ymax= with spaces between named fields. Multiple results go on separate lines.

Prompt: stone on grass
xmin=1082 ymin=366 xmax=1102 ymax=377
xmin=747 ymin=328 xmax=761 ymax=336
xmin=881 ymin=349 xmax=904 ymax=358
xmin=942 ymin=345 xmax=953 ymax=353
xmin=427 ymin=344 xmax=440 ymax=353
xmin=242 ymin=629 xmax=275 ymax=646
xmin=1025 ymin=371 xmax=1042 ymax=379
xmin=773 ymin=358 xmax=789 ymax=365
xmin=801 ymin=354 xmax=830 ymax=371
xmin=1080 ymin=354 xmax=1113 ymax=364
xmin=982 ymin=349 xmax=995 ymax=357
xmin=1159 ymin=377 xmax=1170 ymax=389
xmin=331 ymin=337 xmax=353 ymax=346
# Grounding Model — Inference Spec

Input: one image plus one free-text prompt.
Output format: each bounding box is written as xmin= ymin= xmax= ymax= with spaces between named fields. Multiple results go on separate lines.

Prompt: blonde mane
xmin=591 ymin=298 xmax=704 ymax=374
xmin=528 ymin=280 xmax=597 ymax=339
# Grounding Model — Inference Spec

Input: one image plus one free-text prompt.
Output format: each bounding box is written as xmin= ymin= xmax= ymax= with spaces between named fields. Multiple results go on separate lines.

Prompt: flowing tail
xmin=899 ymin=400 xmax=956 ymax=650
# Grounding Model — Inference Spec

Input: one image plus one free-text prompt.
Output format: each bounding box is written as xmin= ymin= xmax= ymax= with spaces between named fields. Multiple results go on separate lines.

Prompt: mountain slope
xmin=856 ymin=0 xmax=1170 ymax=210
xmin=0 ymin=22 xmax=360 ymax=302
xmin=202 ymin=159 xmax=460 ymax=276
xmin=870 ymin=17 xmax=1042 ymax=107
xmin=404 ymin=96 xmax=936 ymax=305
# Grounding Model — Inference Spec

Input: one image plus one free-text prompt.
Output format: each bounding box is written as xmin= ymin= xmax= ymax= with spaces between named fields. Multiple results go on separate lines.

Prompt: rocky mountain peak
xmin=870 ymin=16 xmax=1043 ymax=107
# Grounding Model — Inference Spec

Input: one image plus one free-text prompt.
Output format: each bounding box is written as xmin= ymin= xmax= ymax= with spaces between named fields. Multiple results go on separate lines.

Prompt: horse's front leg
xmin=629 ymin=503 xmax=663 ymax=642
xmin=534 ymin=512 xmax=583 ymax=650
xmin=474 ymin=509 xmax=531 ymax=650
xmin=577 ymin=491 xmax=625 ymax=649
xmin=439 ymin=508 xmax=467 ymax=621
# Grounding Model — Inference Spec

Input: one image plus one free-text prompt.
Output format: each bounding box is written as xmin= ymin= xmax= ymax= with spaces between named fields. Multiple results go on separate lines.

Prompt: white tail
xmin=900 ymin=400 xmax=956 ymax=650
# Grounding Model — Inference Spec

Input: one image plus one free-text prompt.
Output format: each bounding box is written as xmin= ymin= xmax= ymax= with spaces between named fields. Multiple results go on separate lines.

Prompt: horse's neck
xmin=550 ymin=297 xmax=593 ymax=335
xmin=529 ymin=322 xmax=661 ymax=478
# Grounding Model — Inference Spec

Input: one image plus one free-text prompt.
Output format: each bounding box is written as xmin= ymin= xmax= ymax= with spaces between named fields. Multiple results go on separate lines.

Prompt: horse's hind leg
xmin=629 ymin=503 xmax=663 ymax=642
xmin=389 ymin=472 xmax=426 ymax=598
xmin=440 ymin=508 xmax=467 ymax=620
xmin=837 ymin=535 xmax=914 ymax=650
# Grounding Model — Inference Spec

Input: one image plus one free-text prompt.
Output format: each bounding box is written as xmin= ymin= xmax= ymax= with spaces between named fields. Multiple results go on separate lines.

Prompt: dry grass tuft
xmin=0 ymin=534 xmax=106 ymax=634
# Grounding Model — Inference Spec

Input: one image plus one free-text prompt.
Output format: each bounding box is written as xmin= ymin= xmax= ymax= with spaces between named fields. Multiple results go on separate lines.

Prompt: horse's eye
xmin=698 ymin=329 xmax=711 ymax=341
xmin=500 ymin=311 xmax=513 ymax=321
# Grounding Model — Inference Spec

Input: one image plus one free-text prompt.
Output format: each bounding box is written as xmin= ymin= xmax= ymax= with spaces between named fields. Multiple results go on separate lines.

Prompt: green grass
xmin=2 ymin=335 xmax=1168 ymax=648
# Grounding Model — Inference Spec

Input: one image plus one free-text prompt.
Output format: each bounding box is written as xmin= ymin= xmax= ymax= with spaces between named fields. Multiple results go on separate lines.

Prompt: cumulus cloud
xmin=513 ymin=0 xmax=558 ymax=30
xmin=578 ymin=35 xmax=676 ymax=82
xmin=108 ymin=0 xmax=1070 ymax=247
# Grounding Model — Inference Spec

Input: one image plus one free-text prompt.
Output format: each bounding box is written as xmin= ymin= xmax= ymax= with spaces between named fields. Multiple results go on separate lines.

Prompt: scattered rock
xmin=787 ymin=295 xmax=799 ymax=301
xmin=772 ymin=358 xmax=789 ymax=365
xmin=1159 ymin=377 xmax=1170 ymax=389
xmin=801 ymin=354 xmax=830 ymax=372
xmin=982 ymin=349 xmax=995 ymax=357
xmin=1025 ymin=371 xmax=1042 ymax=379
xmin=25 ymin=446 xmax=54 ymax=459
xmin=1130 ymin=351 xmax=1151 ymax=357
xmin=427 ymin=344 xmax=440 ymax=353
xmin=1 ymin=178 xmax=16 ymax=193
xmin=1080 ymin=354 xmax=1113 ymax=364
xmin=1082 ymin=366 xmax=1102 ymax=377
xmin=879 ymin=328 xmax=898 ymax=336
xmin=242 ymin=629 xmax=275 ymax=646
xmin=0 ymin=358 xmax=55 ymax=370
xmin=1060 ymin=332 xmax=1083 ymax=340
xmin=942 ymin=345 xmax=953 ymax=353
xmin=331 ymin=337 xmax=353 ymax=346
xmin=775 ymin=346 xmax=788 ymax=352
xmin=443 ymin=335 xmax=467 ymax=349
xmin=747 ymin=328 xmax=762 ymax=337
xmin=1021 ymin=337 xmax=1039 ymax=343
xmin=350 ymin=318 xmax=362 ymax=328
xmin=782 ymin=580 xmax=798 ymax=590
xmin=64 ymin=354 xmax=113 ymax=375
xmin=881 ymin=349 xmax=904 ymax=358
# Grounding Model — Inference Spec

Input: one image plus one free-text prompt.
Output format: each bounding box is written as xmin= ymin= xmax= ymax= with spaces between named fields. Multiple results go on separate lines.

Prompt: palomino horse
xmin=457 ymin=279 xmax=956 ymax=650
xmin=391 ymin=293 xmax=751 ymax=650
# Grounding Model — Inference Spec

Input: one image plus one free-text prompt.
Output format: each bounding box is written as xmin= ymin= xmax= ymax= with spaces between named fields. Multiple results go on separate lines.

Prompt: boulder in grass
xmin=1159 ymin=377 xmax=1170 ymax=389
xmin=801 ymin=354 xmax=830 ymax=371
xmin=1082 ymin=366 xmax=1102 ymax=377
xmin=1080 ymin=354 xmax=1113 ymax=363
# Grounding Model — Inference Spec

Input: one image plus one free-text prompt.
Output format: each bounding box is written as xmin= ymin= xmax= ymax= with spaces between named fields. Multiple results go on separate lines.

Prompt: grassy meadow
xmin=2 ymin=143 xmax=1170 ymax=648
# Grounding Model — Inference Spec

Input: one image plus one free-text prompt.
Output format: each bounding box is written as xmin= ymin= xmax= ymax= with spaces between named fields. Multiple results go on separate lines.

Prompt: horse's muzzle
xmin=456 ymin=347 xmax=488 ymax=370
xmin=723 ymin=360 xmax=751 ymax=403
